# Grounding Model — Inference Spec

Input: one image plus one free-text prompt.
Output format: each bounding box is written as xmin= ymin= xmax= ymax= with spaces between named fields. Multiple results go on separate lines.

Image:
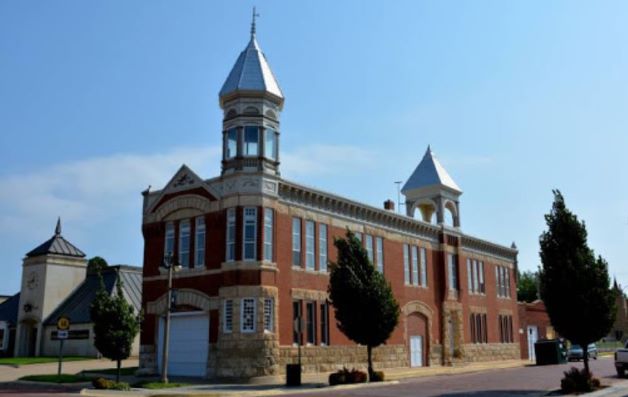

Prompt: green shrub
xmin=560 ymin=367 xmax=600 ymax=394
xmin=370 ymin=371 xmax=385 ymax=382
xmin=329 ymin=367 xmax=368 ymax=385
xmin=91 ymin=377 xmax=130 ymax=391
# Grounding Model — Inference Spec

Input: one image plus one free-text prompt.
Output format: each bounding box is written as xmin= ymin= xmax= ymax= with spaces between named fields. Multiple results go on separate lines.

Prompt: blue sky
xmin=1 ymin=1 xmax=627 ymax=294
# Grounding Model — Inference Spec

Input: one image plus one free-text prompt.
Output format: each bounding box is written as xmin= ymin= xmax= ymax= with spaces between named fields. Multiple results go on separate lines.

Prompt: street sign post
xmin=56 ymin=316 xmax=70 ymax=376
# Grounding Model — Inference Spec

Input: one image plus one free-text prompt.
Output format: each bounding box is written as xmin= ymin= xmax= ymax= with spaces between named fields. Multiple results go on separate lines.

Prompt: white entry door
xmin=527 ymin=326 xmax=539 ymax=361
xmin=157 ymin=312 xmax=209 ymax=377
xmin=410 ymin=335 xmax=423 ymax=367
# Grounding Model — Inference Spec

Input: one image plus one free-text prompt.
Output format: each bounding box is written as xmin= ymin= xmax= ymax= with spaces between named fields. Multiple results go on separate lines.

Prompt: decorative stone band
xmin=146 ymin=288 xmax=217 ymax=315
xmin=291 ymin=288 xmax=328 ymax=302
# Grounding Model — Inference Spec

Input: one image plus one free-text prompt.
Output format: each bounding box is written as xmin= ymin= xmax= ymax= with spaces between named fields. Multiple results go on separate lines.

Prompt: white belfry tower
xmin=402 ymin=146 xmax=462 ymax=227
xmin=219 ymin=8 xmax=284 ymax=176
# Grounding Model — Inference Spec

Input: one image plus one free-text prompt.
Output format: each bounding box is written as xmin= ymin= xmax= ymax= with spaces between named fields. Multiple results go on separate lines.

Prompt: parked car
xmin=567 ymin=343 xmax=598 ymax=361
xmin=615 ymin=341 xmax=628 ymax=377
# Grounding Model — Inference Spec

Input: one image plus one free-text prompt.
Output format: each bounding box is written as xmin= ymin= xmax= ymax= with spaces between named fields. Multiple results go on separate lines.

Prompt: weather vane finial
xmin=251 ymin=6 xmax=260 ymax=38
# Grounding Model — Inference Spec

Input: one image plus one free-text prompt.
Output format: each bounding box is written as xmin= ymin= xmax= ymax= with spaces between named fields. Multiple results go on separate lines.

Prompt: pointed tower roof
xmin=219 ymin=9 xmax=283 ymax=105
xmin=402 ymin=146 xmax=461 ymax=194
xmin=25 ymin=218 xmax=86 ymax=258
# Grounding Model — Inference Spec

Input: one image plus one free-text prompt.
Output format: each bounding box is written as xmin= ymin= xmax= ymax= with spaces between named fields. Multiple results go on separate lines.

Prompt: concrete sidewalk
xmin=79 ymin=359 xmax=532 ymax=397
xmin=0 ymin=358 xmax=139 ymax=383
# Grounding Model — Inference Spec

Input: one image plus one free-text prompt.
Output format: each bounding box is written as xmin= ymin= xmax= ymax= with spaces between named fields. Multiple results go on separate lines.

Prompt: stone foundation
xmin=277 ymin=344 xmax=408 ymax=374
xmin=138 ymin=344 xmax=156 ymax=375
xmin=463 ymin=343 xmax=520 ymax=362
xmin=216 ymin=336 xmax=279 ymax=378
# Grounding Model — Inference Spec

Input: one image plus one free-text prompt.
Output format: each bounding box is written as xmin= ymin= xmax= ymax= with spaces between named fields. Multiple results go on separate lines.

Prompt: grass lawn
xmin=133 ymin=380 xmax=191 ymax=389
xmin=19 ymin=374 xmax=93 ymax=383
xmin=83 ymin=366 xmax=138 ymax=376
xmin=0 ymin=356 xmax=92 ymax=366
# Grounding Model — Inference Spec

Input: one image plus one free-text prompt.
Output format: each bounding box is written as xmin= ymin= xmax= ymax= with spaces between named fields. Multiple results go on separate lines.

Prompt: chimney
xmin=384 ymin=199 xmax=395 ymax=212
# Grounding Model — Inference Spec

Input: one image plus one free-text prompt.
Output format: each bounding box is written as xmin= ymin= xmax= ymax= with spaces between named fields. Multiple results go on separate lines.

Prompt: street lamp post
xmin=161 ymin=252 xmax=180 ymax=384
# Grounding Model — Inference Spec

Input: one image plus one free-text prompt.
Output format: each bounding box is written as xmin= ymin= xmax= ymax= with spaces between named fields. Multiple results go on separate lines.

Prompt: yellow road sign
xmin=57 ymin=316 xmax=70 ymax=330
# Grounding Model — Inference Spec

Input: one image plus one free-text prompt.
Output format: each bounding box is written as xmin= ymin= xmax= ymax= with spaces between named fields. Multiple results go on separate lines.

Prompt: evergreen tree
xmin=328 ymin=230 xmax=400 ymax=381
xmin=517 ymin=270 xmax=539 ymax=303
xmin=90 ymin=271 xmax=140 ymax=383
xmin=539 ymin=190 xmax=616 ymax=375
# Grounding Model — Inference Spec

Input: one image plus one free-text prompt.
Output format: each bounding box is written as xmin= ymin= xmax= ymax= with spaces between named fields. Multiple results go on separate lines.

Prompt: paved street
xmin=281 ymin=357 xmax=621 ymax=397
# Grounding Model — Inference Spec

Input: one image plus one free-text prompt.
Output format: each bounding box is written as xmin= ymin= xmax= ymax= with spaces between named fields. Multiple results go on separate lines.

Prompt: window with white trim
xmin=403 ymin=244 xmax=410 ymax=285
xmin=264 ymin=298 xmax=274 ymax=332
xmin=195 ymin=217 xmax=205 ymax=267
xmin=0 ymin=328 xmax=5 ymax=350
xmin=263 ymin=208 xmax=273 ymax=262
xmin=305 ymin=221 xmax=315 ymax=270
xmin=226 ymin=208 xmax=236 ymax=262
xmin=365 ymin=235 xmax=373 ymax=264
xmin=244 ymin=126 xmax=259 ymax=156
xmin=226 ymin=128 xmax=237 ymax=159
xmin=448 ymin=253 xmax=459 ymax=291
xmin=264 ymin=129 xmax=277 ymax=161
xmin=179 ymin=219 xmax=190 ymax=268
xmin=241 ymin=298 xmax=256 ymax=333
xmin=306 ymin=301 xmax=316 ymax=345
xmin=411 ymin=245 xmax=419 ymax=286
xmin=319 ymin=224 xmax=328 ymax=272
xmin=479 ymin=261 xmax=485 ymax=293
xmin=223 ymin=300 xmax=233 ymax=333
xmin=320 ymin=302 xmax=329 ymax=345
xmin=292 ymin=218 xmax=301 ymax=266
xmin=354 ymin=232 xmax=362 ymax=243
xmin=420 ymin=247 xmax=427 ymax=286
xmin=243 ymin=207 xmax=257 ymax=261
xmin=376 ymin=237 xmax=384 ymax=273
xmin=164 ymin=222 xmax=175 ymax=257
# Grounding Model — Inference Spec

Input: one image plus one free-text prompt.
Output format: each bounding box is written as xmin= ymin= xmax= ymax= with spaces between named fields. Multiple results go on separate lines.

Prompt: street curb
xmin=582 ymin=380 xmax=628 ymax=397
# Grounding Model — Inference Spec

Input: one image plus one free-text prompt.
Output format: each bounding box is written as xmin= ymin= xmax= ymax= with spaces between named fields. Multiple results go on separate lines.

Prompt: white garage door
xmin=157 ymin=312 xmax=209 ymax=377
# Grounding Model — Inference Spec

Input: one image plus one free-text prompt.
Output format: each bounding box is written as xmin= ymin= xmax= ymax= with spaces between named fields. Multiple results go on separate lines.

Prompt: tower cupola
xmin=219 ymin=8 xmax=283 ymax=176
xmin=402 ymin=146 xmax=462 ymax=227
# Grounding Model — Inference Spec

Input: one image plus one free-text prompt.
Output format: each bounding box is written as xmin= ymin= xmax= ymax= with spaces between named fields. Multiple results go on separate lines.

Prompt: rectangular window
xmin=506 ymin=268 xmax=511 ymax=297
xmin=241 ymin=298 xmax=256 ymax=333
xmin=292 ymin=218 xmax=301 ymax=266
xmin=263 ymin=208 xmax=273 ymax=262
xmin=467 ymin=259 xmax=473 ymax=292
xmin=354 ymin=232 xmax=362 ymax=243
xmin=226 ymin=208 xmax=236 ymax=262
xmin=264 ymin=298 xmax=274 ymax=332
xmin=195 ymin=217 xmax=205 ymax=267
xmin=223 ymin=300 xmax=233 ymax=333
xmin=479 ymin=261 xmax=485 ymax=293
xmin=470 ymin=314 xmax=476 ymax=343
xmin=0 ymin=328 xmax=4 ymax=349
xmin=264 ymin=129 xmax=277 ymax=160
xmin=306 ymin=301 xmax=316 ymax=345
xmin=320 ymin=302 xmax=329 ymax=345
xmin=403 ymin=244 xmax=410 ymax=285
xmin=365 ymin=235 xmax=374 ymax=264
xmin=178 ymin=219 xmax=190 ymax=268
xmin=376 ymin=237 xmax=384 ymax=273
xmin=448 ymin=253 xmax=458 ymax=290
xmin=496 ymin=266 xmax=501 ymax=296
xmin=420 ymin=247 xmax=427 ymax=286
xmin=293 ymin=300 xmax=301 ymax=345
xmin=411 ymin=246 xmax=419 ymax=286
xmin=319 ymin=224 xmax=328 ymax=272
xmin=244 ymin=126 xmax=259 ymax=156
xmin=472 ymin=313 xmax=488 ymax=343
xmin=164 ymin=221 xmax=175 ymax=257
xmin=305 ymin=221 xmax=315 ymax=270
xmin=243 ymin=207 xmax=257 ymax=261
xmin=473 ymin=260 xmax=479 ymax=293
xmin=226 ymin=128 xmax=237 ymax=159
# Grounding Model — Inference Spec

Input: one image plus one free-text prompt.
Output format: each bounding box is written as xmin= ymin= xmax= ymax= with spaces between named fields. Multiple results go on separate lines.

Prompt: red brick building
xmin=139 ymin=21 xmax=520 ymax=379
xmin=518 ymin=300 xmax=554 ymax=361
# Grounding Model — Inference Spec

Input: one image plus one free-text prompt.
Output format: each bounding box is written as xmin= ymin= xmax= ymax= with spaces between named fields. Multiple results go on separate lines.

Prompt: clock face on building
xmin=26 ymin=271 xmax=39 ymax=290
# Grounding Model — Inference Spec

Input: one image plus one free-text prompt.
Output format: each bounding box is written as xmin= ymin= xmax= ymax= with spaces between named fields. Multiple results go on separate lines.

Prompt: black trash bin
xmin=535 ymin=338 xmax=567 ymax=365
xmin=286 ymin=364 xmax=301 ymax=386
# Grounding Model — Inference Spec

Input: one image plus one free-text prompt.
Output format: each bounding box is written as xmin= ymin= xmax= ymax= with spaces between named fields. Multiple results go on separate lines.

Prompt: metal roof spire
xmin=250 ymin=6 xmax=259 ymax=39
xmin=55 ymin=217 xmax=61 ymax=236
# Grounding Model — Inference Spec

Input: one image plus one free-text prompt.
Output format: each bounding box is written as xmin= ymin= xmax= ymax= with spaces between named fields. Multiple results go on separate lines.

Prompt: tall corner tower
xmin=219 ymin=10 xmax=284 ymax=177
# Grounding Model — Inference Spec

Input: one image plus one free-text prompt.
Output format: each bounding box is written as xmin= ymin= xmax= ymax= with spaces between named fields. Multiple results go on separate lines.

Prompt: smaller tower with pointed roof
xmin=15 ymin=218 xmax=87 ymax=356
xmin=219 ymin=8 xmax=284 ymax=177
xmin=402 ymin=146 xmax=462 ymax=227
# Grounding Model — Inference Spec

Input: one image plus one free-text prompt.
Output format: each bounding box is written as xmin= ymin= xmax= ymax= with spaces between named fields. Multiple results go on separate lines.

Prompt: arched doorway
xmin=407 ymin=312 xmax=429 ymax=367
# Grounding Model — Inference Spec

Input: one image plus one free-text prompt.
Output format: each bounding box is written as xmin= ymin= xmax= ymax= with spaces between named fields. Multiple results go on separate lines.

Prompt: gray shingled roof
xmin=26 ymin=219 xmax=85 ymax=258
xmin=44 ymin=266 xmax=141 ymax=326
xmin=402 ymin=146 xmax=462 ymax=194
xmin=0 ymin=293 xmax=20 ymax=326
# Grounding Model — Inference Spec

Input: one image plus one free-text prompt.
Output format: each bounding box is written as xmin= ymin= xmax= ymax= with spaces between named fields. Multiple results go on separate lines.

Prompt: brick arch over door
xmin=146 ymin=288 xmax=217 ymax=315
xmin=403 ymin=301 xmax=434 ymax=366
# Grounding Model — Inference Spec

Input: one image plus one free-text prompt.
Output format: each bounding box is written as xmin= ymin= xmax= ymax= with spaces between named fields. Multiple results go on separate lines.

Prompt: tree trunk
xmin=116 ymin=359 xmax=121 ymax=383
xmin=367 ymin=345 xmax=374 ymax=382
xmin=583 ymin=349 xmax=590 ymax=377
